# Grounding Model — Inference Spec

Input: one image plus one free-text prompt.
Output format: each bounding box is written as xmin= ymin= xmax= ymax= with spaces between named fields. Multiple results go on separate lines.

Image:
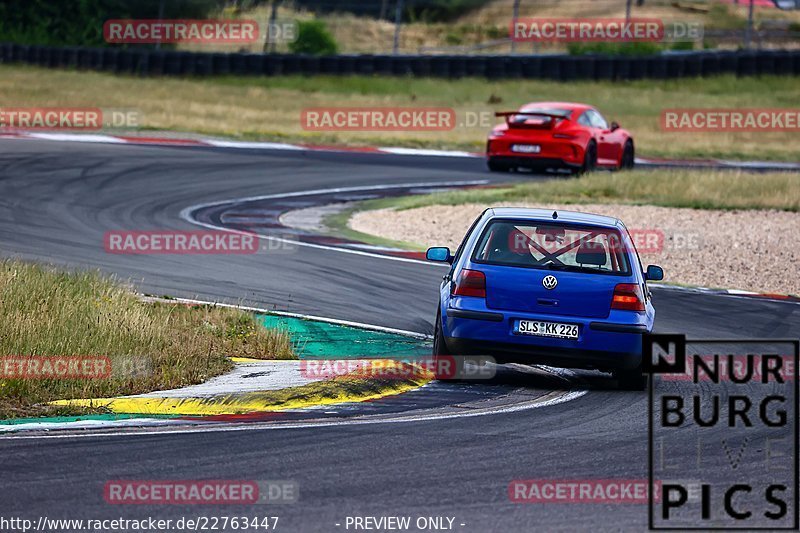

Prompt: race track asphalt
xmin=0 ymin=139 xmax=797 ymax=532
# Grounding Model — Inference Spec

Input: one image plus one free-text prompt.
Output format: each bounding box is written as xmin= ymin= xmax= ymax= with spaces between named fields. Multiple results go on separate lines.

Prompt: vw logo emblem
xmin=542 ymin=275 xmax=558 ymax=290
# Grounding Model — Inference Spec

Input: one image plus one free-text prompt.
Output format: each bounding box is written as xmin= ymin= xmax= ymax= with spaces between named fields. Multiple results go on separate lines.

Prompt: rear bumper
xmin=487 ymin=137 xmax=584 ymax=168
xmin=487 ymin=155 xmax=581 ymax=170
xmin=443 ymin=305 xmax=648 ymax=371
xmin=445 ymin=337 xmax=641 ymax=371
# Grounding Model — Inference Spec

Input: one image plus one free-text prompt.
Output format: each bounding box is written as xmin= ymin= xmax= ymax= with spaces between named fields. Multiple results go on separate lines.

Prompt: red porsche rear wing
xmin=495 ymin=111 xmax=567 ymax=130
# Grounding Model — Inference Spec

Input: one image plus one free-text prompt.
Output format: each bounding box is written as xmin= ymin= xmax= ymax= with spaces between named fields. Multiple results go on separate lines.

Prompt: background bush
xmin=289 ymin=20 xmax=338 ymax=55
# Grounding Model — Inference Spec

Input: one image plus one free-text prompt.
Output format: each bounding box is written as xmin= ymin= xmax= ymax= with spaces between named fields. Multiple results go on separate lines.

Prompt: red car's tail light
xmin=611 ymin=283 xmax=645 ymax=311
xmin=452 ymin=269 xmax=486 ymax=298
xmin=553 ymin=133 xmax=577 ymax=139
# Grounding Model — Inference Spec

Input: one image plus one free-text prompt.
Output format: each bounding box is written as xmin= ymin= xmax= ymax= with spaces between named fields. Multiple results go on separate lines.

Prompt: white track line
xmin=179 ymin=180 xmax=488 ymax=266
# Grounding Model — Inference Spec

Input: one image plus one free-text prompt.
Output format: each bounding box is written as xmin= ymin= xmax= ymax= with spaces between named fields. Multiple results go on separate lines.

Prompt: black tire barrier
xmin=411 ymin=55 xmax=432 ymax=77
xmin=684 ymin=54 xmax=702 ymax=77
xmin=392 ymin=56 xmax=413 ymax=76
xmin=665 ymin=55 xmax=685 ymax=78
xmin=102 ymin=49 xmax=119 ymax=72
xmin=700 ymin=53 xmax=720 ymax=77
xmin=614 ymin=57 xmax=632 ymax=80
xmin=77 ymin=48 xmax=92 ymax=70
xmin=574 ymin=56 xmax=595 ymax=79
xmin=719 ymin=53 xmax=739 ymax=75
xmin=2 ymin=43 xmax=798 ymax=80
xmin=319 ymin=55 xmax=339 ymax=75
xmin=774 ymin=51 xmax=793 ymax=75
xmin=245 ymin=53 xmax=265 ymax=76
xmin=190 ymin=52 xmax=213 ymax=76
xmin=230 ymin=53 xmax=248 ymax=76
xmin=736 ymin=51 xmax=757 ymax=77
xmin=147 ymin=51 xmax=165 ymax=75
xmin=757 ymin=51 xmax=775 ymax=77
xmin=541 ymin=56 xmax=561 ymax=80
xmin=115 ymin=50 xmax=132 ymax=73
xmin=263 ymin=54 xmax=282 ymax=76
xmin=628 ymin=58 xmax=647 ymax=80
xmin=558 ymin=56 xmax=577 ymax=81
xmin=448 ymin=55 xmax=466 ymax=78
xmin=646 ymin=56 xmax=667 ymax=79
xmin=211 ymin=53 xmax=230 ymax=76
xmin=372 ymin=55 xmax=392 ymax=76
xmin=300 ymin=55 xmax=320 ymax=76
xmin=338 ymin=55 xmax=356 ymax=75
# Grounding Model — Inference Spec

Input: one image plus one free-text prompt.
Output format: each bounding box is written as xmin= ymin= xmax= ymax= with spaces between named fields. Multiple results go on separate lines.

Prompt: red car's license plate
xmin=511 ymin=144 xmax=541 ymax=154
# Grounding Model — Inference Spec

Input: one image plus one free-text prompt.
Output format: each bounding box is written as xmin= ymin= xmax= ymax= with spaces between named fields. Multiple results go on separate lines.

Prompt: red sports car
xmin=486 ymin=102 xmax=634 ymax=174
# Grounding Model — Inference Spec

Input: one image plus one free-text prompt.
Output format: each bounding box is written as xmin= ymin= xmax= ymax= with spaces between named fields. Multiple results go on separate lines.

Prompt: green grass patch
xmin=323 ymin=205 xmax=427 ymax=251
xmin=372 ymin=169 xmax=800 ymax=212
xmin=0 ymin=260 xmax=295 ymax=419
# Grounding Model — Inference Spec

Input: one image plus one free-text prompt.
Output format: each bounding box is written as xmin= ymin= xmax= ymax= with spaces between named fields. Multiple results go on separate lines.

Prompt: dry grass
xmin=0 ymin=260 xmax=295 ymax=419
xmin=1 ymin=65 xmax=798 ymax=162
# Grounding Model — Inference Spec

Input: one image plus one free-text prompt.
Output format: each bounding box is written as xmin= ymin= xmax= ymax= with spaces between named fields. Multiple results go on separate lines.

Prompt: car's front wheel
xmin=619 ymin=139 xmax=635 ymax=170
xmin=576 ymin=141 xmax=597 ymax=175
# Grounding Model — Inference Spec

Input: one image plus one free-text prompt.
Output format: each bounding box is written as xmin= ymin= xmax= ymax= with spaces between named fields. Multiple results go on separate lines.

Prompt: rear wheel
xmin=433 ymin=309 xmax=450 ymax=356
xmin=619 ymin=140 xmax=635 ymax=170
xmin=576 ymin=141 xmax=597 ymax=175
xmin=487 ymin=158 xmax=511 ymax=173
xmin=614 ymin=365 xmax=647 ymax=391
xmin=433 ymin=309 xmax=466 ymax=380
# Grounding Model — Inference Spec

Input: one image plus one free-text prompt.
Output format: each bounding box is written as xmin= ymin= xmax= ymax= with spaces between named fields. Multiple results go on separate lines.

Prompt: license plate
xmin=515 ymin=320 xmax=579 ymax=339
xmin=511 ymin=144 xmax=541 ymax=154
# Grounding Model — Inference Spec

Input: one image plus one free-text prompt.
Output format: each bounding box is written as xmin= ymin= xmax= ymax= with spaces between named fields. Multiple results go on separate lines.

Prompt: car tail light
xmin=452 ymin=269 xmax=486 ymax=298
xmin=611 ymin=283 xmax=645 ymax=311
xmin=553 ymin=133 xmax=577 ymax=139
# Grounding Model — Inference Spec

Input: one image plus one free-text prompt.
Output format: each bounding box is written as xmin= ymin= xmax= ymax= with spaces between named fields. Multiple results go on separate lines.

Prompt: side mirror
xmin=426 ymin=247 xmax=452 ymax=263
xmin=610 ymin=121 xmax=620 ymax=132
xmin=645 ymin=265 xmax=664 ymax=281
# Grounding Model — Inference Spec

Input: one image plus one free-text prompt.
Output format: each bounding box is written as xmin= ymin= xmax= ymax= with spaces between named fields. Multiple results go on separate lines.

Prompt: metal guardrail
xmin=1 ymin=43 xmax=798 ymax=80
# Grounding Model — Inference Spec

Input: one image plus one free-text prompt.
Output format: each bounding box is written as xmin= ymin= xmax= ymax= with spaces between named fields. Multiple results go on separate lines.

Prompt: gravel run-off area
xmin=349 ymin=203 xmax=799 ymax=296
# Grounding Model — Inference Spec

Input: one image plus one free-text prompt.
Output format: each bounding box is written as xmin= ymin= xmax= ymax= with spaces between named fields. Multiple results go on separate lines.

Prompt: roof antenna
xmin=552 ymin=210 xmax=558 ymax=220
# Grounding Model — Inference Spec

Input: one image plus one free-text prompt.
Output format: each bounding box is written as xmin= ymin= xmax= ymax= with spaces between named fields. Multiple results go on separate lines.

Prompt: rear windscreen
xmin=472 ymin=220 xmax=631 ymax=275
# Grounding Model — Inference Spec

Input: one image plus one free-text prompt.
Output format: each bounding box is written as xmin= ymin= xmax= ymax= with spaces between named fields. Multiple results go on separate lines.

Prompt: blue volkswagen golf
xmin=426 ymin=207 xmax=663 ymax=390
